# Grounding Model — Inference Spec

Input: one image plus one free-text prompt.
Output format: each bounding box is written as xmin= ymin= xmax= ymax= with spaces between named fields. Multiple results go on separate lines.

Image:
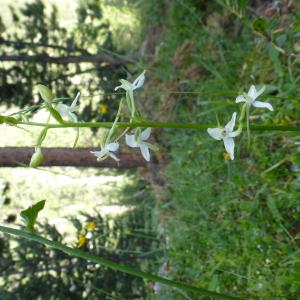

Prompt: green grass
xmin=140 ymin=0 xmax=300 ymax=298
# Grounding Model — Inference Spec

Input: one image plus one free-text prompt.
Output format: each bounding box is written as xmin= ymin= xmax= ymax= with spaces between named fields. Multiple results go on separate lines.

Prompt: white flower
xmin=57 ymin=92 xmax=80 ymax=122
xmin=207 ymin=112 xmax=241 ymax=160
xmin=91 ymin=143 xmax=119 ymax=162
xmin=125 ymin=128 xmax=151 ymax=162
xmin=115 ymin=70 xmax=146 ymax=92
xmin=235 ymin=85 xmax=273 ymax=111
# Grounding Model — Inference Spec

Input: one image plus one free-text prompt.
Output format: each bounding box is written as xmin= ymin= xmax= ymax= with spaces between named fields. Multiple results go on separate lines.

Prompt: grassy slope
xmin=142 ymin=1 xmax=300 ymax=298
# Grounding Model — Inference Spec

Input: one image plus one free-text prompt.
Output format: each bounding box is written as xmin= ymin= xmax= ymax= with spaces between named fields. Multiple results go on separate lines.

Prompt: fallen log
xmin=0 ymin=147 xmax=146 ymax=168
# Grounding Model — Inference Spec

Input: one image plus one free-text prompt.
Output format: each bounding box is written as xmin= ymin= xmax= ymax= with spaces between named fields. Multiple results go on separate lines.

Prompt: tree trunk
xmin=0 ymin=147 xmax=146 ymax=168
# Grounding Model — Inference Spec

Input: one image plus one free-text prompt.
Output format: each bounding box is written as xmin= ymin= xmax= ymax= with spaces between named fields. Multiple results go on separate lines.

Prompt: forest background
xmin=0 ymin=0 xmax=299 ymax=299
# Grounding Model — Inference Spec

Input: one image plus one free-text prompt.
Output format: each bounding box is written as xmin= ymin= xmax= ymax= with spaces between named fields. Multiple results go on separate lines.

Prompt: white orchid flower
xmin=207 ymin=112 xmax=241 ymax=160
xmin=235 ymin=85 xmax=273 ymax=111
xmin=91 ymin=142 xmax=120 ymax=162
xmin=125 ymin=128 xmax=152 ymax=162
xmin=115 ymin=70 xmax=146 ymax=92
xmin=114 ymin=71 xmax=146 ymax=118
xmin=57 ymin=92 xmax=80 ymax=122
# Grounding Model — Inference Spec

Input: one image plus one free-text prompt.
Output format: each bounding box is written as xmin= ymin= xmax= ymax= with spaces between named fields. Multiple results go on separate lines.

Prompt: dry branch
xmin=0 ymin=147 xmax=146 ymax=168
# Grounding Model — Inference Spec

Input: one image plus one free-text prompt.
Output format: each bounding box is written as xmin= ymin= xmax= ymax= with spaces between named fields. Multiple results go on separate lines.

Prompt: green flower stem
xmin=0 ymin=225 xmax=240 ymax=300
xmin=106 ymin=97 xmax=124 ymax=143
xmin=16 ymin=120 xmax=300 ymax=132
xmin=246 ymin=105 xmax=251 ymax=148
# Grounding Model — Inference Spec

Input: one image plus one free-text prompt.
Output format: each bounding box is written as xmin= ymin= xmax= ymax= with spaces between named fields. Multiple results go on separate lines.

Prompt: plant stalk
xmin=13 ymin=120 xmax=300 ymax=132
xmin=0 ymin=225 xmax=240 ymax=300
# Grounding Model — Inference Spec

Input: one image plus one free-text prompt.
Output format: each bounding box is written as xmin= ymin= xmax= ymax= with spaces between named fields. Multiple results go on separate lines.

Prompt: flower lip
xmin=91 ymin=142 xmax=120 ymax=162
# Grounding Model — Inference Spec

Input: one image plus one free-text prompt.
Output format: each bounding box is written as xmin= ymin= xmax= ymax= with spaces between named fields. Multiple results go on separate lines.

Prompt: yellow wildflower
xmin=100 ymin=104 xmax=108 ymax=114
xmin=85 ymin=221 xmax=96 ymax=231
xmin=77 ymin=234 xmax=87 ymax=248
xmin=223 ymin=152 xmax=231 ymax=160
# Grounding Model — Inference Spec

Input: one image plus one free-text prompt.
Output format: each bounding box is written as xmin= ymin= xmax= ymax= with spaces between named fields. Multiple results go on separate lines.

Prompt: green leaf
xmin=46 ymin=103 xmax=65 ymax=124
xmin=252 ymin=18 xmax=269 ymax=37
xmin=20 ymin=200 xmax=46 ymax=232
xmin=1 ymin=116 xmax=18 ymax=125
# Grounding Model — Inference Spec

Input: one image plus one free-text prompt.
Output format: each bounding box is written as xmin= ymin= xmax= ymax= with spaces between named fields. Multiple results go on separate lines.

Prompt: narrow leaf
xmin=20 ymin=200 xmax=46 ymax=232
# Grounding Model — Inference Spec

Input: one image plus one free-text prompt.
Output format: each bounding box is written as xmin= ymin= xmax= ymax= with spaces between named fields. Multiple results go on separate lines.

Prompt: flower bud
xmin=37 ymin=84 xmax=54 ymax=102
xmin=29 ymin=148 xmax=44 ymax=168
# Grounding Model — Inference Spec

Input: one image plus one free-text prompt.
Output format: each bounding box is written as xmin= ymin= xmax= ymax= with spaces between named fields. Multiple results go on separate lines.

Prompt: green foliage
xmin=216 ymin=0 xmax=247 ymax=18
xmin=20 ymin=200 xmax=46 ymax=232
xmin=137 ymin=0 xmax=300 ymax=298
xmin=252 ymin=18 xmax=269 ymax=37
xmin=0 ymin=115 xmax=18 ymax=125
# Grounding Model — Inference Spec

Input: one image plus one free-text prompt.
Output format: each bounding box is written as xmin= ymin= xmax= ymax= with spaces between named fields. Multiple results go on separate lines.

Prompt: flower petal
xmin=207 ymin=128 xmax=223 ymax=140
xmin=125 ymin=134 xmax=138 ymax=147
xmin=115 ymin=80 xmax=133 ymax=91
xmin=235 ymin=95 xmax=246 ymax=103
xmin=225 ymin=112 xmax=237 ymax=133
xmin=108 ymin=152 xmax=120 ymax=162
xmin=248 ymin=85 xmax=257 ymax=100
xmin=139 ymin=143 xmax=150 ymax=161
xmin=91 ymin=149 xmax=108 ymax=159
xmin=68 ymin=112 xmax=77 ymax=122
xmin=140 ymin=128 xmax=151 ymax=141
xmin=223 ymin=137 xmax=235 ymax=160
xmin=106 ymin=142 xmax=119 ymax=152
xmin=56 ymin=104 xmax=69 ymax=118
xmin=70 ymin=92 xmax=80 ymax=111
xmin=228 ymin=130 xmax=241 ymax=138
xmin=132 ymin=70 xmax=146 ymax=90
xmin=252 ymin=100 xmax=273 ymax=111
xmin=255 ymin=85 xmax=266 ymax=99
